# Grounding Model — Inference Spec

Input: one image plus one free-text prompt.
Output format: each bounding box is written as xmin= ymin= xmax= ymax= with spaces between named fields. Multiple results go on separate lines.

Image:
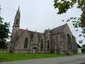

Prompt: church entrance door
xmin=33 ymin=47 xmax=37 ymax=53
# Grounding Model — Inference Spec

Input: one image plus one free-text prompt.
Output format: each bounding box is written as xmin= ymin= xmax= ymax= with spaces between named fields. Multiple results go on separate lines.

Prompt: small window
xmin=41 ymin=39 xmax=43 ymax=50
xmin=47 ymin=40 xmax=49 ymax=50
xmin=60 ymin=41 xmax=62 ymax=43
xmin=60 ymin=41 xmax=62 ymax=45
xmin=16 ymin=19 xmax=18 ymax=21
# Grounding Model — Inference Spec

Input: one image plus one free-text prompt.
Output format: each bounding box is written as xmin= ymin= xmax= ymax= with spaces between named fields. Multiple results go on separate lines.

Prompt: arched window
xmin=24 ymin=37 xmax=28 ymax=48
xmin=41 ymin=39 xmax=43 ymax=50
xmin=67 ymin=34 xmax=72 ymax=50
xmin=47 ymin=40 xmax=49 ymax=50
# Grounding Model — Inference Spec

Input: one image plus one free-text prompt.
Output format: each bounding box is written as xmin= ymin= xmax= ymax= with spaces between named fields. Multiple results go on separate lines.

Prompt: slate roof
xmin=16 ymin=29 xmax=42 ymax=40
xmin=16 ymin=24 xmax=67 ymax=39
xmin=50 ymin=24 xmax=66 ymax=35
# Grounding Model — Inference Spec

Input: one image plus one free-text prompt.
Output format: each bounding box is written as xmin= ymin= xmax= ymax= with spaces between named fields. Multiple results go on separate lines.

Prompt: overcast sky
xmin=0 ymin=0 xmax=84 ymax=45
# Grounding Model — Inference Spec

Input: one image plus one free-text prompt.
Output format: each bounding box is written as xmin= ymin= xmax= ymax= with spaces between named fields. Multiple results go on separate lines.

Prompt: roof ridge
xmin=50 ymin=24 xmax=66 ymax=31
xmin=50 ymin=24 xmax=67 ymax=34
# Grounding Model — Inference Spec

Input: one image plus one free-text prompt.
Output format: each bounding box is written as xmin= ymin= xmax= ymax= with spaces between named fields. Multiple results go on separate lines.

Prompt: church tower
xmin=12 ymin=7 xmax=20 ymax=36
xmin=10 ymin=7 xmax=20 ymax=52
xmin=13 ymin=7 xmax=20 ymax=31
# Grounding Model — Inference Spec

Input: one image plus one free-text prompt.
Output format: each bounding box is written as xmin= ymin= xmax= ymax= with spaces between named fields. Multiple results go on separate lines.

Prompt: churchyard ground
xmin=0 ymin=51 xmax=66 ymax=62
xmin=0 ymin=53 xmax=85 ymax=64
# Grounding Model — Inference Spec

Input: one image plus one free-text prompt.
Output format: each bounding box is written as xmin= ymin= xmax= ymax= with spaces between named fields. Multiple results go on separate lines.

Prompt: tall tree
xmin=0 ymin=6 xmax=10 ymax=50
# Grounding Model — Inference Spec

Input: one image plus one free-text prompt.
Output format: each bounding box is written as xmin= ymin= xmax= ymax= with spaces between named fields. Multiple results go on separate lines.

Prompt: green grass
xmin=0 ymin=52 xmax=66 ymax=62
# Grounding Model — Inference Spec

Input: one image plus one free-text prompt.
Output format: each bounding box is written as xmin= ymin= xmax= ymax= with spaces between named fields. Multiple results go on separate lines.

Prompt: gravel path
xmin=0 ymin=54 xmax=85 ymax=64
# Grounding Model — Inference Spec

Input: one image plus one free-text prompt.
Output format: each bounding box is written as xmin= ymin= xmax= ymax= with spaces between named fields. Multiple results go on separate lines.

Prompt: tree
xmin=82 ymin=44 xmax=85 ymax=48
xmin=54 ymin=0 xmax=85 ymax=44
xmin=54 ymin=0 xmax=84 ymax=14
xmin=0 ymin=6 xmax=10 ymax=50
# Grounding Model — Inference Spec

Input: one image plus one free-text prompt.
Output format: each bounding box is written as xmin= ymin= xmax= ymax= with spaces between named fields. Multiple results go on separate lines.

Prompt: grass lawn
xmin=0 ymin=52 xmax=66 ymax=62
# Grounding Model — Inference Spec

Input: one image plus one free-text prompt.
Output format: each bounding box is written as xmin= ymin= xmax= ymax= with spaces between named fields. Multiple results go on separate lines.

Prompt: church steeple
xmin=10 ymin=7 xmax=21 ymax=52
xmin=13 ymin=7 xmax=20 ymax=27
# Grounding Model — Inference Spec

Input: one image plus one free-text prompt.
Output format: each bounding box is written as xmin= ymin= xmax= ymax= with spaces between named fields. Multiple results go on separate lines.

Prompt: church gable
xmin=32 ymin=32 xmax=39 ymax=44
xmin=15 ymin=29 xmax=31 ymax=49
xmin=63 ymin=24 xmax=73 ymax=38
xmin=17 ymin=29 xmax=30 ymax=39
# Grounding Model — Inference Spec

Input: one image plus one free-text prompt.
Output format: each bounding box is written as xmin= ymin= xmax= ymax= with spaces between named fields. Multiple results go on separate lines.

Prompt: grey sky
xmin=0 ymin=0 xmax=84 ymax=45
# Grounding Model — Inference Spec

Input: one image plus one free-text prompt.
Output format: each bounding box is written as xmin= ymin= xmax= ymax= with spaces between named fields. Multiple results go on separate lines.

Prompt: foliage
xmin=54 ymin=0 xmax=85 ymax=14
xmin=54 ymin=0 xmax=85 ymax=44
xmin=0 ymin=7 xmax=10 ymax=50
xmin=82 ymin=44 xmax=85 ymax=48
xmin=54 ymin=0 xmax=85 ymax=27
xmin=79 ymin=40 xmax=83 ymax=44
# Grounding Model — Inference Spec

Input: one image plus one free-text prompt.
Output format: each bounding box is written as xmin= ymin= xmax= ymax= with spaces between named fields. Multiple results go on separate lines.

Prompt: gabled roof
xmin=16 ymin=24 xmax=68 ymax=39
xmin=17 ymin=29 xmax=43 ymax=40
xmin=50 ymin=24 xmax=66 ymax=35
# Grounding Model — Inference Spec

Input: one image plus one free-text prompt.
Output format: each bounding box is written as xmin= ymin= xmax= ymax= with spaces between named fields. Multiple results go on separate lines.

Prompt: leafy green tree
xmin=54 ymin=0 xmax=84 ymax=14
xmin=0 ymin=6 xmax=10 ymax=50
xmin=54 ymin=0 xmax=85 ymax=44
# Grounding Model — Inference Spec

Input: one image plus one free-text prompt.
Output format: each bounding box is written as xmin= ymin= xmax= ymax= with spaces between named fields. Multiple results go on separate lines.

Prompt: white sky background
xmin=0 ymin=0 xmax=84 ymax=45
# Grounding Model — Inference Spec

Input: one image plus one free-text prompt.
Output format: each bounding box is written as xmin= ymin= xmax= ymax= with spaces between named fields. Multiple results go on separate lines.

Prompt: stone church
xmin=9 ymin=8 xmax=78 ymax=54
